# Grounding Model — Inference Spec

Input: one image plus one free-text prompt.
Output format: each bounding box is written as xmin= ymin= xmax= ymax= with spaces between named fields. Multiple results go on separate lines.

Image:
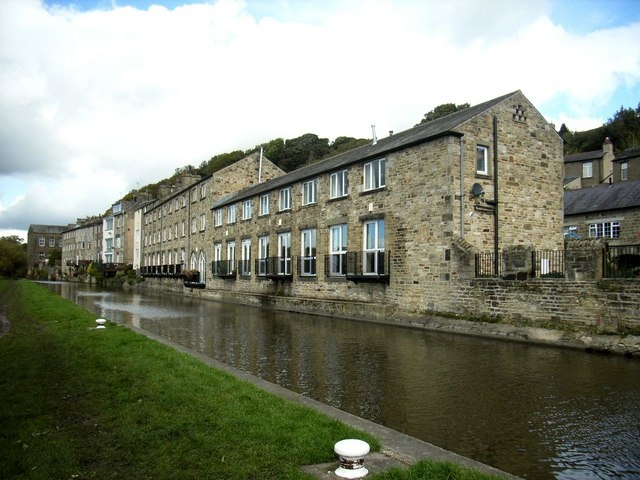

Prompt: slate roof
xmin=28 ymin=224 xmax=67 ymax=234
xmin=614 ymin=147 xmax=640 ymax=162
xmin=564 ymin=179 xmax=640 ymax=215
xmin=212 ymin=90 xmax=521 ymax=209
xmin=564 ymin=149 xmax=605 ymax=164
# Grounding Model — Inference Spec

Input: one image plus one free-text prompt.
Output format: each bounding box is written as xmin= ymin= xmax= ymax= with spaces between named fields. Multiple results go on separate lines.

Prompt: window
xmin=242 ymin=200 xmax=252 ymax=220
xmin=476 ymin=146 xmax=489 ymax=175
xmin=364 ymin=158 xmax=386 ymax=191
xmin=191 ymin=187 xmax=197 ymax=203
xmin=174 ymin=223 xmax=178 ymax=238
xmin=214 ymin=209 xmax=222 ymax=227
xmin=181 ymin=221 xmax=185 ymax=236
xmin=583 ymin=161 xmax=593 ymax=179
xmin=302 ymin=180 xmax=317 ymax=205
xmin=278 ymin=232 xmax=291 ymax=275
xmin=213 ymin=243 xmax=222 ymax=274
xmin=258 ymin=236 xmax=269 ymax=276
xmin=260 ymin=194 xmax=270 ymax=216
xmin=364 ymin=219 xmax=385 ymax=275
xmin=200 ymin=214 xmax=206 ymax=231
xmin=621 ymin=162 xmax=628 ymax=181
xmin=38 ymin=237 xmax=45 ymax=247
xmin=589 ymin=221 xmax=620 ymax=239
xmin=191 ymin=217 xmax=197 ymax=234
xmin=241 ymin=239 xmax=251 ymax=276
xmin=279 ymin=188 xmax=292 ymax=211
xmin=564 ymin=225 xmax=579 ymax=239
xmin=228 ymin=204 xmax=237 ymax=224
xmin=227 ymin=241 xmax=236 ymax=273
xmin=200 ymin=184 xmax=206 ymax=198
xmin=329 ymin=224 xmax=347 ymax=276
xmin=48 ymin=238 xmax=56 ymax=247
xmin=301 ymin=229 xmax=316 ymax=276
xmin=330 ymin=170 xmax=348 ymax=199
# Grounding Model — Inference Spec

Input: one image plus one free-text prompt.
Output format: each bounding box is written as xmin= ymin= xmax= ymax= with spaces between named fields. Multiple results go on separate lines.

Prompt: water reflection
xmin=44 ymin=282 xmax=640 ymax=480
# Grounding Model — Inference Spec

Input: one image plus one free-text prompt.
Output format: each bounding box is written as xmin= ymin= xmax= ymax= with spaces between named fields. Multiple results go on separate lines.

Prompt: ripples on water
xmin=44 ymin=283 xmax=640 ymax=480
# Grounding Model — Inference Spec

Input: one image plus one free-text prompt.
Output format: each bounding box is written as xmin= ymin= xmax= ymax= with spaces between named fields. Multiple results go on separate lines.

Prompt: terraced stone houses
xmin=138 ymin=90 xmax=564 ymax=318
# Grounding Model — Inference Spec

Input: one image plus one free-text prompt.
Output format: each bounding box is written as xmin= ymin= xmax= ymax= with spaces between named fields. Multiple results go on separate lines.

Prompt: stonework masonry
xmin=137 ymin=91 xmax=638 ymax=353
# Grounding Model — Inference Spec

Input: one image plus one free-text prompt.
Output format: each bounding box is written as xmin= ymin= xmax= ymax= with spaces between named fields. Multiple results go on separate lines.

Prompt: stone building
xmin=140 ymin=151 xmax=284 ymax=283
xmin=61 ymin=217 xmax=104 ymax=276
xmin=26 ymin=224 xmax=66 ymax=277
xmin=198 ymin=90 xmax=564 ymax=317
xmin=563 ymin=138 xmax=614 ymax=189
xmin=564 ymin=179 xmax=640 ymax=244
xmin=613 ymin=146 xmax=640 ymax=182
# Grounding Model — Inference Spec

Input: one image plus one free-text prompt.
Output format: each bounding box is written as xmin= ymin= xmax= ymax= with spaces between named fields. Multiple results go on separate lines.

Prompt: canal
xmin=43 ymin=282 xmax=640 ymax=480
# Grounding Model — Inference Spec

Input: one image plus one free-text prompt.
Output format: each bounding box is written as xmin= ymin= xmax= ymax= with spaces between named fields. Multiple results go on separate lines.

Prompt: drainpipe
xmin=459 ymin=136 xmax=465 ymax=238
xmin=492 ymin=116 xmax=499 ymax=276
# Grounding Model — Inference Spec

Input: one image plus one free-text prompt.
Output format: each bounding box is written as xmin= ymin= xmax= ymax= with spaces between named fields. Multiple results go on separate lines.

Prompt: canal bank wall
xmin=137 ymin=277 xmax=640 ymax=357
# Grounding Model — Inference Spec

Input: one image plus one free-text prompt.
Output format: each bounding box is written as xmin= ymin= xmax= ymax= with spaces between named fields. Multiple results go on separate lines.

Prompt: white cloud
xmin=1 ymin=0 xmax=639 ymax=237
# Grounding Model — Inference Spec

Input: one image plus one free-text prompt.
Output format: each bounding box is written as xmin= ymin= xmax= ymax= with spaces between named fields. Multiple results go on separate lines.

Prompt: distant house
xmin=61 ymin=217 xmax=104 ymax=276
xmin=564 ymin=138 xmax=614 ymax=189
xmin=613 ymin=146 xmax=640 ymax=182
xmin=26 ymin=224 xmax=66 ymax=277
xmin=564 ymin=179 xmax=640 ymax=244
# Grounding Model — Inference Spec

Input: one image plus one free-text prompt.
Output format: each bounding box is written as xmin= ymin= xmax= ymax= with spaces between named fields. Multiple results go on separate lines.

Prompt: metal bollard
xmin=334 ymin=439 xmax=370 ymax=478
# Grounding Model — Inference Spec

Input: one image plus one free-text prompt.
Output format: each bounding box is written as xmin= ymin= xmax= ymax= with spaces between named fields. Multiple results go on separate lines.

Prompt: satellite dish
xmin=471 ymin=183 xmax=484 ymax=196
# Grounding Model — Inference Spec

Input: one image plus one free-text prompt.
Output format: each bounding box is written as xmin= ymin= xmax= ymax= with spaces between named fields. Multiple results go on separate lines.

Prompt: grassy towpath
xmin=0 ymin=280 xmax=502 ymax=480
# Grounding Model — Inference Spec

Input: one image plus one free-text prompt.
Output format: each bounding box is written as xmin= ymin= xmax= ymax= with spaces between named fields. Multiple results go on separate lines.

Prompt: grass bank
xmin=0 ymin=280 xmax=501 ymax=480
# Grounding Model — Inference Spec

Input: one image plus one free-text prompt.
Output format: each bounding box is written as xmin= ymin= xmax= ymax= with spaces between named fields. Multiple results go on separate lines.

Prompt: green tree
xmin=416 ymin=102 xmax=470 ymax=126
xmin=0 ymin=236 xmax=27 ymax=278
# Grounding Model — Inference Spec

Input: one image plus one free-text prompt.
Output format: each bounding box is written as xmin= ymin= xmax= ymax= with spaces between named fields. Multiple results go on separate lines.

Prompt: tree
xmin=416 ymin=102 xmax=470 ymax=126
xmin=0 ymin=236 xmax=27 ymax=278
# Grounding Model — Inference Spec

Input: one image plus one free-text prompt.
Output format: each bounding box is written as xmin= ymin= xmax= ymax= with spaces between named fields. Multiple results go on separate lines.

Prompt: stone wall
xmin=443 ymin=278 xmax=640 ymax=333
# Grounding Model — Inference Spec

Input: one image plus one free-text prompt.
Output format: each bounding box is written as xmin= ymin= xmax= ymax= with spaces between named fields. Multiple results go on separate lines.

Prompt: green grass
xmin=0 ymin=280 xmax=503 ymax=480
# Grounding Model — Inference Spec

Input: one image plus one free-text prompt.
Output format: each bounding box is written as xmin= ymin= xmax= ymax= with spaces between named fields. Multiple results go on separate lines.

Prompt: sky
xmin=1 ymin=0 xmax=639 ymax=242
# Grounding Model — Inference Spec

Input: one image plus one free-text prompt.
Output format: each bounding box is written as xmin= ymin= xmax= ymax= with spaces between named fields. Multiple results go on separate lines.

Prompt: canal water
xmin=43 ymin=282 xmax=640 ymax=480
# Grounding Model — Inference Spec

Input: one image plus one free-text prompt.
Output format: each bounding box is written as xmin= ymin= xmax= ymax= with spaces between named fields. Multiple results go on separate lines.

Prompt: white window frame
xmin=301 ymin=179 xmax=317 ymax=206
xmin=242 ymin=200 xmax=252 ymax=220
xmin=228 ymin=204 xmax=237 ymax=224
xmin=260 ymin=194 xmax=270 ymax=216
xmin=191 ymin=217 xmax=197 ymax=234
xmin=589 ymin=221 xmax=620 ymax=239
xmin=278 ymin=232 xmax=291 ymax=275
xmin=214 ymin=209 xmax=222 ymax=227
xmin=39 ymin=237 xmax=45 ymax=247
xmin=476 ymin=146 xmax=489 ymax=176
xmin=227 ymin=241 xmax=236 ymax=274
xmin=330 ymin=170 xmax=348 ymax=199
xmin=279 ymin=187 xmax=292 ymax=211
xmin=258 ymin=235 xmax=269 ymax=276
xmin=621 ymin=162 xmax=628 ymax=181
xmin=329 ymin=224 xmax=347 ymax=276
xmin=583 ymin=161 xmax=593 ymax=179
xmin=363 ymin=158 xmax=386 ymax=191
xmin=213 ymin=243 xmax=222 ymax=273
xmin=200 ymin=214 xmax=206 ymax=231
xmin=301 ymin=228 xmax=316 ymax=276
xmin=241 ymin=239 xmax=251 ymax=276
xmin=363 ymin=219 xmax=385 ymax=275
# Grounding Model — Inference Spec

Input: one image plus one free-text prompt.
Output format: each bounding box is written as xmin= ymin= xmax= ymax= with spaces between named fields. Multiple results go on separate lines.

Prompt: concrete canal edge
xmin=126 ymin=323 xmax=521 ymax=479
xmin=398 ymin=315 xmax=640 ymax=357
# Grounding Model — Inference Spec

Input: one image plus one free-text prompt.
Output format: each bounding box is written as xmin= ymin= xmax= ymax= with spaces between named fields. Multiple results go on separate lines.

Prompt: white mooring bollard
xmin=334 ymin=439 xmax=370 ymax=478
xmin=95 ymin=318 xmax=107 ymax=329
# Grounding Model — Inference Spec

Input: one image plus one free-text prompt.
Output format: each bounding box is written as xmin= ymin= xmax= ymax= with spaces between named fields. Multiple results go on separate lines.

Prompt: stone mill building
xmin=140 ymin=90 xmax=565 ymax=320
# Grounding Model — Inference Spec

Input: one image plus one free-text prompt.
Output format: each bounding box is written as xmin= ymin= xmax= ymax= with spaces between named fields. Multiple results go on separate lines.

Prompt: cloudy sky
xmin=1 ymin=0 xmax=639 ymax=241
